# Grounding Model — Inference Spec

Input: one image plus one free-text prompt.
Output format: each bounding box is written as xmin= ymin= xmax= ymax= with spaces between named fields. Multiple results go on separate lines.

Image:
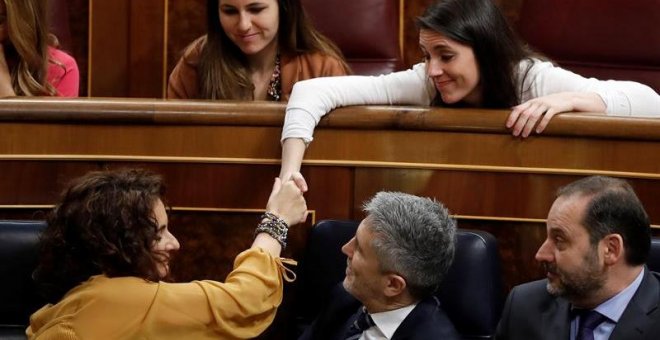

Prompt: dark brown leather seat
xmin=302 ymin=0 xmax=403 ymax=75
xmin=518 ymin=0 xmax=660 ymax=93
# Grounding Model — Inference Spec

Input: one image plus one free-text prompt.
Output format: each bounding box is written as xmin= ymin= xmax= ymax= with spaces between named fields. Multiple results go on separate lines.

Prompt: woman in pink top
xmin=0 ymin=0 xmax=79 ymax=97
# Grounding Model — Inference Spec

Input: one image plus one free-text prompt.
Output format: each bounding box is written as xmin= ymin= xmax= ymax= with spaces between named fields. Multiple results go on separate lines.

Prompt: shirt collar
xmin=369 ymin=303 xmax=418 ymax=339
xmin=593 ymin=267 xmax=645 ymax=322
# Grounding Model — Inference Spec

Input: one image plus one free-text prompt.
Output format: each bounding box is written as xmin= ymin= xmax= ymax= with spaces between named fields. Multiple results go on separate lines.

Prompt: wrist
xmin=265 ymin=209 xmax=292 ymax=226
xmin=255 ymin=212 xmax=289 ymax=249
xmin=573 ymin=92 xmax=606 ymax=112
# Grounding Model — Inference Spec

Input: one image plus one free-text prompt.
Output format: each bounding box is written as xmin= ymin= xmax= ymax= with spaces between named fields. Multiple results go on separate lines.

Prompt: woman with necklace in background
xmin=0 ymin=0 xmax=79 ymax=98
xmin=168 ymin=0 xmax=350 ymax=101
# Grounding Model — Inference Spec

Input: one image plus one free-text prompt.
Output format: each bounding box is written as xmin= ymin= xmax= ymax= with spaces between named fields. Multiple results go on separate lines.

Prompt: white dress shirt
xmin=360 ymin=303 xmax=417 ymax=340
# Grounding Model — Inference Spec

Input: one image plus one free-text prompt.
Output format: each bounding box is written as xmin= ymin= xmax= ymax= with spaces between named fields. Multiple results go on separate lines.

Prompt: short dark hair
xmin=557 ymin=176 xmax=651 ymax=265
xmin=34 ymin=169 xmax=167 ymax=303
xmin=364 ymin=192 xmax=456 ymax=300
xmin=416 ymin=0 xmax=533 ymax=108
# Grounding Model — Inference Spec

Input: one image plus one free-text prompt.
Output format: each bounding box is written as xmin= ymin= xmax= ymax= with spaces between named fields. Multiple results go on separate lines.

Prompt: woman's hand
xmin=253 ymin=177 xmax=307 ymax=256
xmin=506 ymin=92 xmax=606 ymax=138
xmin=280 ymin=171 xmax=308 ymax=194
xmin=265 ymin=176 xmax=307 ymax=226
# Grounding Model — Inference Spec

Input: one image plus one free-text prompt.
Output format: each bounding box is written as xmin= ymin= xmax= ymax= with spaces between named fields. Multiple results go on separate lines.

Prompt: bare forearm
xmin=571 ymin=92 xmax=606 ymax=112
xmin=279 ymin=138 xmax=306 ymax=180
xmin=252 ymin=233 xmax=282 ymax=257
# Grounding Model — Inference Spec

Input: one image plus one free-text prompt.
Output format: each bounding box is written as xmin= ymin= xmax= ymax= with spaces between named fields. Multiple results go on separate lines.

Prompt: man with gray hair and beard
xmin=299 ymin=192 xmax=460 ymax=340
xmin=496 ymin=176 xmax=660 ymax=340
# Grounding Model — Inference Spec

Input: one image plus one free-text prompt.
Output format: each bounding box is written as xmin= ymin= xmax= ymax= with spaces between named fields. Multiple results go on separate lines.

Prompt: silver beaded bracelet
xmin=255 ymin=212 xmax=289 ymax=249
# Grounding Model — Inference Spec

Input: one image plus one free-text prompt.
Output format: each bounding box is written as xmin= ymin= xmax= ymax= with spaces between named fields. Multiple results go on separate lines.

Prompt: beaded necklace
xmin=266 ymin=53 xmax=281 ymax=101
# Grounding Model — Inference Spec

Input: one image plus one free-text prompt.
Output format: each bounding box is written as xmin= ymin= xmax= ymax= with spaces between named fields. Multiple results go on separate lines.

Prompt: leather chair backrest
xmin=438 ymin=229 xmax=503 ymax=339
xmin=294 ymin=219 xmax=503 ymax=339
xmin=302 ymin=0 xmax=403 ymax=75
xmin=0 ymin=220 xmax=47 ymax=338
xmin=648 ymin=237 xmax=660 ymax=272
xmin=518 ymin=0 xmax=660 ymax=93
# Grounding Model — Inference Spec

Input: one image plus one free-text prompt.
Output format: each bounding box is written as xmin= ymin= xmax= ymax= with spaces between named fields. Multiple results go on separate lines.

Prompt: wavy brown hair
xmin=34 ymin=169 xmax=167 ymax=303
xmin=196 ymin=0 xmax=348 ymax=100
xmin=3 ymin=0 xmax=60 ymax=96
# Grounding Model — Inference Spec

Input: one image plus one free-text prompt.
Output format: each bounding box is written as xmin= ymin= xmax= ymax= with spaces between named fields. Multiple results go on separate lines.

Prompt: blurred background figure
xmin=167 ymin=0 xmax=350 ymax=101
xmin=0 ymin=0 xmax=79 ymax=97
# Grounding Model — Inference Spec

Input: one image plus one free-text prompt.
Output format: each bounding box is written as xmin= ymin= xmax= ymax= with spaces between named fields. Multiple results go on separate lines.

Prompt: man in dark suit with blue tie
xmin=496 ymin=176 xmax=660 ymax=340
xmin=298 ymin=192 xmax=460 ymax=340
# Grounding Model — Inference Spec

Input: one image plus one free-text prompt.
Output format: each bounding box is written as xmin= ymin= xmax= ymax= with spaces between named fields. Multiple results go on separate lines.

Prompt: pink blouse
xmin=47 ymin=47 xmax=79 ymax=97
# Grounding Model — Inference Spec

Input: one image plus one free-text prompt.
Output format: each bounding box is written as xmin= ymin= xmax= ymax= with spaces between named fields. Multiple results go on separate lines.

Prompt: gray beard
xmin=543 ymin=248 xmax=606 ymax=301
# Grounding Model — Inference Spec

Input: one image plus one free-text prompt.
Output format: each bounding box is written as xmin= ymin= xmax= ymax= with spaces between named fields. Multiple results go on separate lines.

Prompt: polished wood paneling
xmin=0 ymin=161 xmax=100 ymax=203
xmin=402 ymin=0 xmax=431 ymax=67
xmin=128 ymin=1 xmax=166 ymax=97
xmin=457 ymin=219 xmax=547 ymax=291
xmin=89 ymin=0 xmax=165 ymax=97
xmin=169 ymin=211 xmax=313 ymax=281
xmin=65 ymin=0 xmax=89 ymax=96
xmin=167 ymin=0 xmax=206 ymax=76
xmin=89 ymin=0 xmax=129 ymax=96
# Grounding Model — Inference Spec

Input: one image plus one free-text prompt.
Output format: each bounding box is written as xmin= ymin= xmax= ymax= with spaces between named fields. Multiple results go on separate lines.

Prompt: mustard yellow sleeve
xmin=143 ymin=247 xmax=294 ymax=339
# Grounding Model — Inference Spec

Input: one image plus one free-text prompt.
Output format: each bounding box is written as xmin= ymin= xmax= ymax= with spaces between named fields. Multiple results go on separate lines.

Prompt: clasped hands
xmin=266 ymin=172 xmax=308 ymax=226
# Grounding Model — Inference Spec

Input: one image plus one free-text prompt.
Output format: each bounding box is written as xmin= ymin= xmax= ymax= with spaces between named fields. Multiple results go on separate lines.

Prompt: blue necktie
xmin=576 ymin=310 xmax=608 ymax=340
xmin=344 ymin=306 xmax=375 ymax=340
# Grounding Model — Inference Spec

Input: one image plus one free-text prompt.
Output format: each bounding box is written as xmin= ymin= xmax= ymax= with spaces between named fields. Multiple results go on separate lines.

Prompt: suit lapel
xmin=301 ymin=284 xmax=361 ymax=340
xmin=390 ymin=298 xmax=435 ymax=340
xmin=610 ymin=269 xmax=660 ymax=340
xmin=541 ymin=297 xmax=571 ymax=340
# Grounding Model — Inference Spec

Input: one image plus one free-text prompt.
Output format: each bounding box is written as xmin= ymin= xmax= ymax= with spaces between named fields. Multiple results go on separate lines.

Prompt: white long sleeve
xmin=521 ymin=60 xmax=660 ymax=116
xmin=281 ymin=63 xmax=435 ymax=143
xmin=282 ymin=60 xmax=660 ymax=144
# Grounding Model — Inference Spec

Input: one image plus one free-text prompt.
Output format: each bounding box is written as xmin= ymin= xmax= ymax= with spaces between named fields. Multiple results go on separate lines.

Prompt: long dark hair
xmin=4 ymin=0 xmax=60 ymax=96
xmin=34 ymin=169 xmax=167 ymax=303
xmin=417 ymin=0 xmax=533 ymax=108
xmin=197 ymin=0 xmax=347 ymax=100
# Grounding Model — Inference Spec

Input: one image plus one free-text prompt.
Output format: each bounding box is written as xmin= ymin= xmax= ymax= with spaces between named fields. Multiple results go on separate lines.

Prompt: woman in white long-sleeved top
xmin=279 ymin=0 xmax=660 ymax=182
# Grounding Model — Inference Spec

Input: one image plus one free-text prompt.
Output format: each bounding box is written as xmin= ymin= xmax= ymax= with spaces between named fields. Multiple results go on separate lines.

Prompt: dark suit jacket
xmin=298 ymin=284 xmax=460 ymax=340
xmin=495 ymin=268 xmax=660 ymax=340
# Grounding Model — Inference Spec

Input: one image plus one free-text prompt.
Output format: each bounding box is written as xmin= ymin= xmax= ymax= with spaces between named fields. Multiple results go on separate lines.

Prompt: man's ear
xmin=602 ymin=233 xmax=624 ymax=266
xmin=383 ymin=274 xmax=407 ymax=297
